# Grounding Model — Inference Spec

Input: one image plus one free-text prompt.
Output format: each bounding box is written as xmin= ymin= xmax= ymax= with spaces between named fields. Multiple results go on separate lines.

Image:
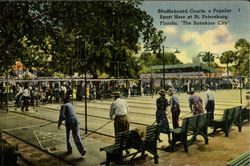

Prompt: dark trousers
xmin=66 ymin=120 xmax=85 ymax=154
xmin=15 ymin=94 xmax=22 ymax=107
xmin=206 ymin=100 xmax=215 ymax=126
xmin=171 ymin=108 xmax=180 ymax=129
xmin=21 ymin=96 xmax=30 ymax=111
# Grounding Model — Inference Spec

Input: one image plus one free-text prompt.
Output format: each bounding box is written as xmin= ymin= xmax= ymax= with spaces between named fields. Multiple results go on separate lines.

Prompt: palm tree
xmin=220 ymin=50 xmax=235 ymax=78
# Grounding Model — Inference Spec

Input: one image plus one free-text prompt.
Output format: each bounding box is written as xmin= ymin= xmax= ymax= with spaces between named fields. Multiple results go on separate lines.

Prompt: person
xmin=188 ymin=88 xmax=204 ymax=115
xmin=241 ymin=92 xmax=250 ymax=115
xmin=53 ymin=83 xmax=60 ymax=103
xmin=156 ymin=89 xmax=170 ymax=142
xmin=60 ymin=83 xmax=67 ymax=103
xmin=92 ymin=85 xmax=96 ymax=101
xmin=58 ymin=98 xmax=86 ymax=156
xmin=21 ymin=84 xmax=30 ymax=112
xmin=204 ymin=84 xmax=215 ymax=126
xmin=15 ymin=84 xmax=23 ymax=107
xmin=167 ymin=88 xmax=180 ymax=129
xmin=86 ymin=85 xmax=90 ymax=100
xmin=109 ymin=91 xmax=130 ymax=136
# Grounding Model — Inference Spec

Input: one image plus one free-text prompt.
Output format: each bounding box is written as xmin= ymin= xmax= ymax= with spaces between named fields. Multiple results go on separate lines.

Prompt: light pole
xmin=150 ymin=66 xmax=153 ymax=98
xmin=162 ymin=46 xmax=180 ymax=90
xmin=237 ymin=52 xmax=243 ymax=104
xmin=5 ymin=51 xmax=9 ymax=112
xmin=82 ymin=36 xmax=112 ymax=134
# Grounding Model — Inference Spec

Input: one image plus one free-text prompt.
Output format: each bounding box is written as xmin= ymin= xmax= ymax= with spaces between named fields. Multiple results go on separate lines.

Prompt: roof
xmin=151 ymin=62 xmax=221 ymax=73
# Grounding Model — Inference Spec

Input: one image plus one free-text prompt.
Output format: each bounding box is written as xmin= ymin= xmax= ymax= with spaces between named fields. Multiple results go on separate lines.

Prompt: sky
xmin=140 ymin=1 xmax=249 ymax=64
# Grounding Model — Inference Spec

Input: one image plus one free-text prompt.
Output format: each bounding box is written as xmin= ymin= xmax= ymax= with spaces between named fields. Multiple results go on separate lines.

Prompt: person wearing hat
xmin=58 ymin=97 xmax=86 ymax=156
xmin=167 ymin=88 xmax=180 ymax=129
xmin=204 ymin=84 xmax=215 ymax=126
xmin=156 ymin=89 xmax=170 ymax=142
xmin=110 ymin=91 xmax=130 ymax=136
xmin=188 ymin=88 xmax=204 ymax=115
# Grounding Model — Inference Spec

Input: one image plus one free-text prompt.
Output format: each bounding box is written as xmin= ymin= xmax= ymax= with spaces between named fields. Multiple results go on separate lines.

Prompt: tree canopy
xmin=0 ymin=1 xmax=165 ymax=78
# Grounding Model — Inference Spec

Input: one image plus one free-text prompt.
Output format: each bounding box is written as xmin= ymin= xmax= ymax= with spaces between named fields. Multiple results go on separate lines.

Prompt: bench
xmin=232 ymin=106 xmax=243 ymax=132
xmin=227 ymin=150 xmax=250 ymax=166
xmin=143 ymin=87 xmax=153 ymax=96
xmin=169 ymin=113 xmax=209 ymax=152
xmin=120 ymin=88 xmax=128 ymax=98
xmin=232 ymin=106 xmax=249 ymax=132
xmin=130 ymin=124 xmax=161 ymax=164
xmin=240 ymin=109 xmax=250 ymax=123
xmin=212 ymin=108 xmax=234 ymax=137
xmin=100 ymin=124 xmax=161 ymax=165
xmin=130 ymin=88 xmax=141 ymax=96
xmin=212 ymin=106 xmax=241 ymax=136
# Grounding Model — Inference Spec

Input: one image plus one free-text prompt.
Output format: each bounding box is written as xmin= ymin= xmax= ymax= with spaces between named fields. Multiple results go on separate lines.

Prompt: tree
xmin=201 ymin=52 xmax=215 ymax=65
xmin=232 ymin=39 xmax=249 ymax=76
xmin=0 ymin=1 xmax=164 ymax=79
xmin=138 ymin=51 xmax=182 ymax=74
xmin=220 ymin=50 xmax=235 ymax=77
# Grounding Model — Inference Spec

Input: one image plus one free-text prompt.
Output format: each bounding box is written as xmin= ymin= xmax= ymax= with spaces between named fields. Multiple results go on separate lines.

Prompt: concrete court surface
xmin=1 ymin=111 xmax=250 ymax=166
xmin=0 ymin=89 xmax=249 ymax=165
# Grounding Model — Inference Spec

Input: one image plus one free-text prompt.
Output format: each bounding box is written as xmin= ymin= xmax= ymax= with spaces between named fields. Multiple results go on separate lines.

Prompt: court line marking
xmin=34 ymin=130 xmax=44 ymax=150
xmin=3 ymin=123 xmax=53 ymax=131
xmin=38 ymin=136 xmax=65 ymax=143
xmin=47 ymin=144 xmax=66 ymax=153
xmin=35 ymin=131 xmax=66 ymax=143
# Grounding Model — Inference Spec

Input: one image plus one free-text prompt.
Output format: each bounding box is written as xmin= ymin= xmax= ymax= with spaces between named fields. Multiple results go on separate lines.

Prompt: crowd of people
xmin=0 ymin=80 xmax=249 ymax=157
xmin=107 ymin=84 xmax=218 ymax=145
xmin=0 ymin=81 xmax=101 ymax=112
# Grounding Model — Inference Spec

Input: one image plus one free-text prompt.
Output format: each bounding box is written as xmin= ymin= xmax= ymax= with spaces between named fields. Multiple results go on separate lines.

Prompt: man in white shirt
xmin=204 ymin=84 xmax=215 ymax=126
xmin=60 ymin=83 xmax=67 ymax=103
xmin=110 ymin=91 xmax=130 ymax=136
xmin=15 ymin=84 xmax=23 ymax=107
xmin=21 ymin=85 xmax=30 ymax=112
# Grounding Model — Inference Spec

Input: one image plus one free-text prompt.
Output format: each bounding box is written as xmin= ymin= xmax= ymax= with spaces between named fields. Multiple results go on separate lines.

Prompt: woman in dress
xmin=156 ymin=89 xmax=170 ymax=142
xmin=188 ymin=88 xmax=204 ymax=115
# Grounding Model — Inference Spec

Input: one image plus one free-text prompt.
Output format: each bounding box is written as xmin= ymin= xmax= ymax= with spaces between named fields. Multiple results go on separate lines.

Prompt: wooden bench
xmin=120 ymin=88 xmax=128 ymax=98
xmin=227 ymin=150 xmax=250 ymax=166
xmin=236 ymin=106 xmax=250 ymax=129
xmin=212 ymin=107 xmax=241 ymax=136
xmin=100 ymin=124 xmax=161 ymax=165
xmin=240 ymin=108 xmax=250 ymax=124
xmin=130 ymin=88 xmax=141 ymax=96
xmin=169 ymin=113 xmax=209 ymax=152
xmin=232 ymin=106 xmax=243 ymax=132
xmin=143 ymin=87 xmax=153 ymax=96
xmin=130 ymin=124 xmax=161 ymax=164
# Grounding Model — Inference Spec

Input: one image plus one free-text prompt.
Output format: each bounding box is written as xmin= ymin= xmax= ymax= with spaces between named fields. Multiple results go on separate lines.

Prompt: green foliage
xmin=0 ymin=1 xmax=163 ymax=79
xmin=220 ymin=50 xmax=235 ymax=77
xmin=138 ymin=51 xmax=182 ymax=74
xmin=201 ymin=52 xmax=215 ymax=63
xmin=231 ymin=39 xmax=249 ymax=76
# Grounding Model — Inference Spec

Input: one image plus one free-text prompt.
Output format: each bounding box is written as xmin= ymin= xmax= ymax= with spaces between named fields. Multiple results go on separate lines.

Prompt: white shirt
xmin=204 ymin=89 xmax=214 ymax=107
xmin=242 ymin=99 xmax=250 ymax=109
xmin=110 ymin=98 xmax=129 ymax=119
xmin=22 ymin=89 xmax=30 ymax=97
xmin=61 ymin=85 xmax=67 ymax=93
xmin=15 ymin=86 xmax=23 ymax=97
